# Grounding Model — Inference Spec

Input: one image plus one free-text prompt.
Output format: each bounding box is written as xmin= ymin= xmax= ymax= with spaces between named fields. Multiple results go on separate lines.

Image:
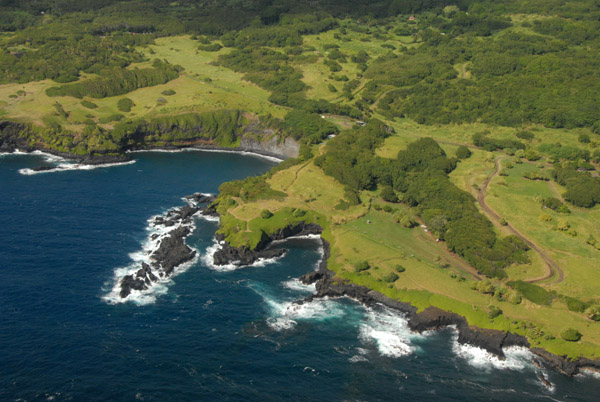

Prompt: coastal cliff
xmin=0 ymin=112 xmax=300 ymax=164
xmin=205 ymin=207 xmax=600 ymax=377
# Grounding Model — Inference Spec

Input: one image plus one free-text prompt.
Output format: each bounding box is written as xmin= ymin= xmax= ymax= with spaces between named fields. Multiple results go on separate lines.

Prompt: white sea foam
xmin=201 ymin=238 xmax=283 ymax=272
xmin=19 ymin=160 xmax=136 ymax=175
xmin=451 ymin=333 xmax=534 ymax=371
xmin=1 ymin=149 xmax=65 ymax=162
xmin=192 ymin=148 xmax=283 ymax=163
xmin=270 ymin=234 xmax=322 ymax=245
xmin=249 ymin=276 xmax=348 ymax=331
xmin=579 ymin=368 xmax=600 ymax=380
xmin=283 ymin=278 xmax=316 ymax=293
xmin=128 ymin=148 xmax=283 ymax=163
xmin=358 ymin=306 xmax=422 ymax=358
xmin=102 ymin=204 xmax=200 ymax=305
xmin=349 ymin=355 xmax=369 ymax=363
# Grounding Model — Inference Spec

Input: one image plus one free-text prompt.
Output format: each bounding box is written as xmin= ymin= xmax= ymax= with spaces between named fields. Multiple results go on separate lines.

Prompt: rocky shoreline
xmin=118 ymin=193 xmax=216 ymax=299
xmin=206 ymin=214 xmax=600 ymax=377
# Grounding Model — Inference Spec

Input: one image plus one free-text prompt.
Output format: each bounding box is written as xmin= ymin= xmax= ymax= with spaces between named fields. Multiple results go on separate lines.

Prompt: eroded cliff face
xmin=0 ymin=121 xmax=31 ymax=152
xmin=1 ymin=115 xmax=300 ymax=161
xmin=239 ymin=136 xmax=300 ymax=159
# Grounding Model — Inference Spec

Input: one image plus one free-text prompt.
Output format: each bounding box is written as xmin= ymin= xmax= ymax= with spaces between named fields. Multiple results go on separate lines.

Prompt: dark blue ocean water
xmin=1 ymin=151 xmax=599 ymax=402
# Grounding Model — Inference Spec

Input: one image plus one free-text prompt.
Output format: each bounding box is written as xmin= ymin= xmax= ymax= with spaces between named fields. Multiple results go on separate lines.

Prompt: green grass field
xmin=0 ymin=36 xmax=287 ymax=133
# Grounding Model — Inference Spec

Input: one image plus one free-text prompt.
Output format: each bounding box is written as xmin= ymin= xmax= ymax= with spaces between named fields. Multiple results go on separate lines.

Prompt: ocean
xmin=1 ymin=150 xmax=599 ymax=401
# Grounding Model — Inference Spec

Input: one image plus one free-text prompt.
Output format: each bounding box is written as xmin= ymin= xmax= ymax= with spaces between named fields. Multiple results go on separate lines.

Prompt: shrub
xmin=354 ymin=260 xmax=370 ymax=272
xmin=383 ymin=272 xmax=399 ymax=282
xmin=380 ymin=185 xmax=399 ymax=203
xmin=542 ymin=197 xmax=563 ymax=210
xmin=516 ymin=131 xmax=535 ymax=140
xmin=579 ymin=133 xmax=591 ymax=144
xmin=560 ymin=328 xmax=582 ymax=342
xmin=476 ymin=280 xmax=496 ymax=294
xmin=117 ymin=98 xmax=134 ymax=112
xmin=488 ymin=305 xmax=502 ymax=319
xmin=507 ymin=281 xmax=553 ymax=305
xmin=81 ymin=100 xmax=98 ymax=109
xmin=98 ymin=114 xmax=125 ymax=124
xmin=525 ymin=149 xmax=541 ymax=161
xmin=585 ymin=306 xmax=600 ymax=321
xmin=563 ymin=296 xmax=587 ymax=312
xmin=328 ymin=83 xmax=338 ymax=92
xmin=456 ymin=146 xmax=472 ymax=159
xmin=293 ymin=208 xmax=306 ymax=217
xmin=260 ymin=209 xmax=273 ymax=219
xmin=161 ymin=89 xmax=176 ymax=96
xmin=198 ymin=43 xmax=223 ymax=52
xmin=395 ymin=264 xmax=406 ymax=273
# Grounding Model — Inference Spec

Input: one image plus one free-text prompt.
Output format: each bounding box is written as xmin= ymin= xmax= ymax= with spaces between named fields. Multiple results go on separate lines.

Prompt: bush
xmin=161 ymin=89 xmax=176 ymax=96
xmin=516 ymin=131 xmax=535 ymax=140
xmin=354 ymin=260 xmax=370 ymax=272
xmin=456 ymin=146 xmax=472 ymax=159
xmin=117 ymin=98 xmax=135 ymax=112
xmin=260 ymin=209 xmax=273 ymax=219
xmin=98 ymin=114 xmax=125 ymax=124
xmin=395 ymin=264 xmax=406 ymax=273
xmin=488 ymin=305 xmax=502 ymax=319
xmin=585 ymin=306 xmax=600 ymax=321
xmin=199 ymin=43 xmax=223 ymax=52
xmin=476 ymin=280 xmax=495 ymax=294
xmin=380 ymin=185 xmax=399 ymax=203
xmin=293 ymin=208 xmax=306 ymax=217
xmin=507 ymin=281 xmax=553 ymax=305
xmin=563 ymin=296 xmax=587 ymax=312
xmin=383 ymin=272 xmax=399 ymax=282
xmin=81 ymin=100 xmax=98 ymax=109
xmin=560 ymin=328 xmax=582 ymax=342
xmin=579 ymin=133 xmax=591 ymax=144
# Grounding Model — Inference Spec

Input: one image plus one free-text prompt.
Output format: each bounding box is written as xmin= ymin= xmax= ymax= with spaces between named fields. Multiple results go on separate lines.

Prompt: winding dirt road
xmin=478 ymin=158 xmax=564 ymax=283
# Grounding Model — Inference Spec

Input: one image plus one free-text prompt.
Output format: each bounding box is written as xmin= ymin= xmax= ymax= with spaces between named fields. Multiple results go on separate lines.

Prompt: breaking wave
xmin=358 ymin=305 xmax=423 ymax=358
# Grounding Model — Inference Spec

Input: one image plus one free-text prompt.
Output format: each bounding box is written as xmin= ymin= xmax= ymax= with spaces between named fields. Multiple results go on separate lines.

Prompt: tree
xmin=456 ymin=145 xmax=472 ymax=159
xmin=380 ymin=185 xmax=398 ymax=203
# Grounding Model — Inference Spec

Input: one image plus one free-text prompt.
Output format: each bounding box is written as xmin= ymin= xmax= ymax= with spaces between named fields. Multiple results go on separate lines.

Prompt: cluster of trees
xmin=279 ymin=110 xmax=339 ymax=144
xmin=316 ymin=124 xmax=530 ymax=277
xmin=46 ymin=61 xmax=181 ymax=99
xmin=219 ymin=44 xmax=362 ymax=121
xmin=0 ymin=29 xmax=144 ymax=84
xmin=552 ymin=165 xmax=600 ymax=208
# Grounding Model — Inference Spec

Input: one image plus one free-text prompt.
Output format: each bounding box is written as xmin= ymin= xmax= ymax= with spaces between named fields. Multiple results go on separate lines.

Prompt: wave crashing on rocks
xmin=102 ymin=193 xmax=215 ymax=305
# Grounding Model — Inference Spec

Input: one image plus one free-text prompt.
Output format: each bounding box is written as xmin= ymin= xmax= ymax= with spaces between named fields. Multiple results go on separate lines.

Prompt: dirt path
xmin=478 ymin=158 xmax=564 ymax=283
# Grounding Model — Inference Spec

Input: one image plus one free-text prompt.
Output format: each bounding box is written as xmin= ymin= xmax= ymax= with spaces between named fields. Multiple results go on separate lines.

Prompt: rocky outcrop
xmin=531 ymin=348 xmax=600 ymax=376
xmin=212 ymin=222 xmax=323 ymax=267
xmin=299 ymin=262 xmax=600 ymax=375
xmin=213 ymin=236 xmax=287 ymax=266
xmin=301 ymin=273 xmax=528 ymax=357
xmin=119 ymin=194 xmax=216 ymax=299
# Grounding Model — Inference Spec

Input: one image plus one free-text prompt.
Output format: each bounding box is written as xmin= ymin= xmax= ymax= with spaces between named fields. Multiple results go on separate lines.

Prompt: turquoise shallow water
xmin=1 ymin=151 xmax=599 ymax=401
